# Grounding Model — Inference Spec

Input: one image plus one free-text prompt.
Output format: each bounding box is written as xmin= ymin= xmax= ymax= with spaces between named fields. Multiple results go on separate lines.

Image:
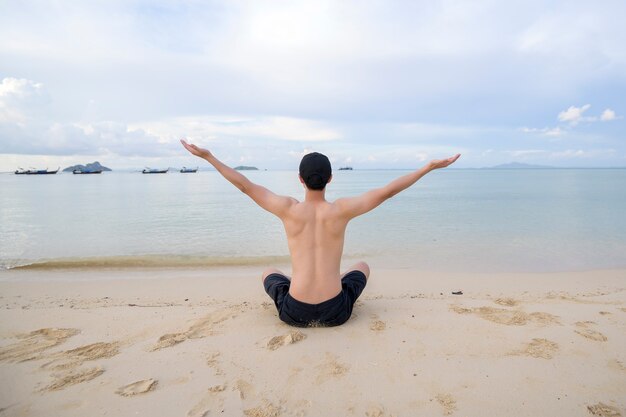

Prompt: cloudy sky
xmin=1 ymin=0 xmax=624 ymax=170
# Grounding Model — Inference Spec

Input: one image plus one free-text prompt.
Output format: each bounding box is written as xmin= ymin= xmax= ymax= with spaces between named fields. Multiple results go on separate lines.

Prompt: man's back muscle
xmin=281 ymin=200 xmax=349 ymax=303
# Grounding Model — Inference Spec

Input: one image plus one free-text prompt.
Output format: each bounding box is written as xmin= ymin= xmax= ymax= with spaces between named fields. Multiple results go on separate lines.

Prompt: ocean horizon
xmin=3 ymin=165 xmax=626 ymax=174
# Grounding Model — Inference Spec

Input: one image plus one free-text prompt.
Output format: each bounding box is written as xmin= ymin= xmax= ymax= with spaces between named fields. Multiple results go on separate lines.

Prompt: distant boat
xmin=73 ymin=169 xmax=103 ymax=174
xmin=15 ymin=167 xmax=59 ymax=175
xmin=338 ymin=167 xmax=353 ymax=171
xmin=180 ymin=166 xmax=198 ymax=173
xmin=142 ymin=167 xmax=168 ymax=174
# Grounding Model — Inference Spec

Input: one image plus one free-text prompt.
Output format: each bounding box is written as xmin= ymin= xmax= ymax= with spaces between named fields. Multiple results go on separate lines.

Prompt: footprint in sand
xmin=116 ymin=379 xmax=158 ymax=397
xmin=370 ymin=320 xmax=386 ymax=331
xmin=266 ymin=330 xmax=306 ymax=351
xmin=234 ymin=379 xmax=255 ymax=400
xmin=42 ymin=341 xmax=120 ymax=371
xmin=450 ymin=305 xmax=559 ymax=326
xmin=509 ymin=338 xmax=559 ymax=359
xmin=208 ymin=384 xmax=227 ymax=393
xmin=366 ymin=404 xmax=391 ymax=417
xmin=315 ymin=353 xmax=349 ymax=384
xmin=493 ymin=298 xmax=519 ymax=307
xmin=243 ymin=400 xmax=282 ymax=417
xmin=436 ymin=393 xmax=457 ymax=416
xmin=152 ymin=333 xmax=187 ymax=350
xmin=42 ymin=366 xmax=104 ymax=392
xmin=0 ymin=328 xmax=80 ymax=363
xmin=187 ymin=384 xmax=227 ymax=417
xmin=607 ymin=359 xmax=626 ymax=372
xmin=151 ymin=306 xmax=239 ymax=351
xmin=575 ymin=322 xmax=608 ymax=342
xmin=587 ymin=402 xmax=622 ymax=417
xmin=206 ymin=351 xmax=225 ymax=376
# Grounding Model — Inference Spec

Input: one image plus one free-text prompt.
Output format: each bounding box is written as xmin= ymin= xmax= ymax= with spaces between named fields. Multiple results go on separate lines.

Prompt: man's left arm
xmin=181 ymin=139 xmax=295 ymax=217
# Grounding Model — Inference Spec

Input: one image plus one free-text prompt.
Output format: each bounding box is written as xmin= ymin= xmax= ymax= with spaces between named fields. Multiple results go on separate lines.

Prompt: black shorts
xmin=263 ymin=271 xmax=367 ymax=327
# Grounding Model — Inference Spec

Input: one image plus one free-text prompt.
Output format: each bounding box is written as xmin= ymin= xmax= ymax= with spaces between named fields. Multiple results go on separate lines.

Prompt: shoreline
xmin=1 ymin=267 xmax=625 ymax=416
xmin=4 ymin=252 xmax=626 ymax=277
xmin=2 ymin=263 xmax=626 ymax=281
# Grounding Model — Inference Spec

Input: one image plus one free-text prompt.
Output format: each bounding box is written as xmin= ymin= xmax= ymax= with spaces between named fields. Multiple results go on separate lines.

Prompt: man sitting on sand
xmin=181 ymin=139 xmax=460 ymax=327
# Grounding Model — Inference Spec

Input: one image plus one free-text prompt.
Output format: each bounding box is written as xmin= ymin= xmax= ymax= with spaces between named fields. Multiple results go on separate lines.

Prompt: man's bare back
xmin=278 ymin=197 xmax=353 ymax=303
xmin=181 ymin=139 xmax=460 ymax=324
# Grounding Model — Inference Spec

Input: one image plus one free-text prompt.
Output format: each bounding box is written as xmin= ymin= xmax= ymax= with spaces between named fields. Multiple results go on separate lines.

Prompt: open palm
xmin=180 ymin=139 xmax=211 ymax=159
xmin=429 ymin=154 xmax=461 ymax=170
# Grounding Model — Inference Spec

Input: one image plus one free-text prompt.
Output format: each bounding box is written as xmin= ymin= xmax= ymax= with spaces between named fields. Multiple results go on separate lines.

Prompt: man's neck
xmin=304 ymin=189 xmax=327 ymax=203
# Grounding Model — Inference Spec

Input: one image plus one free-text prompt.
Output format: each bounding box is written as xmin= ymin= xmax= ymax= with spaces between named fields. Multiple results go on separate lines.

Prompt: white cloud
xmin=520 ymin=126 xmax=565 ymax=137
xmin=0 ymin=77 xmax=42 ymax=98
xmin=0 ymin=77 xmax=47 ymax=124
xmin=415 ymin=152 xmax=429 ymax=162
xmin=0 ymin=78 xmax=173 ymax=157
xmin=131 ymin=116 xmax=342 ymax=143
xmin=523 ymin=104 xmax=621 ymax=140
xmin=544 ymin=127 xmax=564 ymax=137
xmin=600 ymin=108 xmax=620 ymax=121
xmin=1 ymin=1 xmax=626 ymax=169
xmin=0 ymin=75 xmax=340 ymax=159
xmin=556 ymin=105 xmax=622 ymax=125
xmin=557 ymin=104 xmax=592 ymax=125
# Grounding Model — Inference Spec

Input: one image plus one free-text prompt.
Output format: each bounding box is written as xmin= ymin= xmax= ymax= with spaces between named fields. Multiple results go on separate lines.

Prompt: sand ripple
xmin=0 ymin=328 xmax=80 ymax=362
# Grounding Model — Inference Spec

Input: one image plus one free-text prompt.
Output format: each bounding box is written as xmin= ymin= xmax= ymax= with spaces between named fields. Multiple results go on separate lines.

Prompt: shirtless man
xmin=181 ymin=139 xmax=460 ymax=327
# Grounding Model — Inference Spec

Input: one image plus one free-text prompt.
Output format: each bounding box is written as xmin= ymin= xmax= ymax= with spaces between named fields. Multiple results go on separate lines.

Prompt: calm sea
xmin=1 ymin=168 xmax=625 ymax=274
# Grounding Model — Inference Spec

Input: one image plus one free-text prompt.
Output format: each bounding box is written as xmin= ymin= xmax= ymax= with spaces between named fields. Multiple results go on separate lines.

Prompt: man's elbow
xmin=234 ymin=179 xmax=251 ymax=193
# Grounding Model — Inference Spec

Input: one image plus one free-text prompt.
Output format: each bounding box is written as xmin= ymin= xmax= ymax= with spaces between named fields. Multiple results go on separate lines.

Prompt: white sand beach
xmin=1 ymin=267 xmax=625 ymax=417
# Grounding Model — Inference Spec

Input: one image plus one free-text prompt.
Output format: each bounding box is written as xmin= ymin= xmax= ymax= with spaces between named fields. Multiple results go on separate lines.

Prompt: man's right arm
xmin=180 ymin=139 xmax=296 ymax=217
xmin=335 ymin=154 xmax=460 ymax=219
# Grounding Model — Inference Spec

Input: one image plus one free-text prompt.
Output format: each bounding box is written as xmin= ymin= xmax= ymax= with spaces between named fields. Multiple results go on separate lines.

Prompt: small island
xmin=233 ymin=166 xmax=259 ymax=171
xmin=63 ymin=161 xmax=112 ymax=173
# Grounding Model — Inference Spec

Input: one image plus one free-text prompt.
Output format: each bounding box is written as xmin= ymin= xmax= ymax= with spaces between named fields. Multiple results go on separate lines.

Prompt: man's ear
xmin=298 ymin=175 xmax=305 ymax=184
xmin=327 ymin=174 xmax=332 ymax=184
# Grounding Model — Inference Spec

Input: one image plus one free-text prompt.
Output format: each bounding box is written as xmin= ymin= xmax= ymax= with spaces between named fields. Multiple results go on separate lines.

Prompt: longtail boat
xmin=15 ymin=167 xmax=59 ymax=175
xmin=142 ymin=167 xmax=168 ymax=174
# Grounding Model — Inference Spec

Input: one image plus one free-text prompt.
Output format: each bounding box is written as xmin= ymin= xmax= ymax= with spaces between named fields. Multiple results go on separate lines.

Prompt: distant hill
xmin=233 ymin=166 xmax=259 ymax=170
xmin=485 ymin=162 xmax=556 ymax=169
xmin=63 ymin=161 xmax=112 ymax=172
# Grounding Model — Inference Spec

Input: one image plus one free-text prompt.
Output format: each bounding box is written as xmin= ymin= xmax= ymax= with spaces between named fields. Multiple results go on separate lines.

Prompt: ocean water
xmin=1 ymin=168 xmax=625 ymax=273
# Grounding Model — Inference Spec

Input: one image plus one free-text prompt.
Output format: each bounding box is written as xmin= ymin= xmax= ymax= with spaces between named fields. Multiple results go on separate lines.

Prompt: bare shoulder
xmin=332 ymin=189 xmax=389 ymax=220
xmin=330 ymin=197 xmax=356 ymax=216
xmin=281 ymin=196 xmax=301 ymax=211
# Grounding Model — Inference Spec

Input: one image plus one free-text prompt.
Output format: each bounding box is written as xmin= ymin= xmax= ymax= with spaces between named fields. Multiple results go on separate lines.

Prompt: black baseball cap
xmin=299 ymin=152 xmax=331 ymax=190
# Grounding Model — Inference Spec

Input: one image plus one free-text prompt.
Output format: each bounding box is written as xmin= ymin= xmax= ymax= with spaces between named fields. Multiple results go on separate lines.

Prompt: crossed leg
xmin=261 ymin=267 xmax=290 ymax=285
xmin=341 ymin=261 xmax=370 ymax=281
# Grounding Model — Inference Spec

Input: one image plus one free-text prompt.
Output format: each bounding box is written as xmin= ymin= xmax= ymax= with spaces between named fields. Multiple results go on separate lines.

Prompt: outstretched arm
xmin=336 ymin=154 xmax=460 ymax=219
xmin=180 ymin=139 xmax=295 ymax=217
